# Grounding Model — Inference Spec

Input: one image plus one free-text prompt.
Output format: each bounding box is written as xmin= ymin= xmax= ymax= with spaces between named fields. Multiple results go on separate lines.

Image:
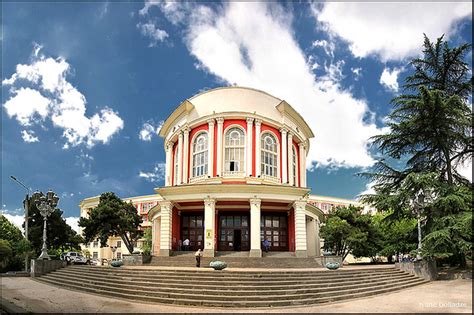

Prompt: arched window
xmin=173 ymin=147 xmax=179 ymax=185
xmin=292 ymin=146 xmax=298 ymax=186
xmin=261 ymin=133 xmax=278 ymax=177
xmin=192 ymin=133 xmax=208 ymax=177
xmin=224 ymin=127 xmax=245 ymax=174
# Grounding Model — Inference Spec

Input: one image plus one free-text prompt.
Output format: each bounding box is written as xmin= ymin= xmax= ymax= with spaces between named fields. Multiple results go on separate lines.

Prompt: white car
xmin=62 ymin=252 xmax=88 ymax=265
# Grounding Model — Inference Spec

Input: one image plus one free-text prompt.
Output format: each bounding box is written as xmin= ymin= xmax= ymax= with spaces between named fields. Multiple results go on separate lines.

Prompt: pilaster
xmin=182 ymin=126 xmax=190 ymax=184
xmin=249 ymin=198 xmax=262 ymax=257
xmin=203 ymin=198 xmax=216 ymax=257
xmin=254 ymin=119 xmax=262 ymax=177
xmin=246 ymin=118 xmax=254 ymax=177
xmin=287 ymin=132 xmax=294 ymax=186
xmin=207 ymin=119 xmax=215 ymax=178
xmin=294 ymin=200 xmax=307 ymax=257
xmin=159 ymin=201 xmax=173 ymax=256
xmin=280 ymin=127 xmax=288 ymax=184
xmin=177 ymin=132 xmax=183 ymax=185
xmin=216 ymin=117 xmax=224 ymax=177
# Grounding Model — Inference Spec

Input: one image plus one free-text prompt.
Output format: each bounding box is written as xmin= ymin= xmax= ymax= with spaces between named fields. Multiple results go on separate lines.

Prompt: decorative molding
xmin=249 ymin=198 xmax=261 ymax=208
xmin=204 ymin=198 xmax=216 ymax=207
xmin=216 ymin=117 xmax=225 ymax=124
xmin=254 ymin=119 xmax=262 ymax=127
xmin=246 ymin=117 xmax=254 ymax=124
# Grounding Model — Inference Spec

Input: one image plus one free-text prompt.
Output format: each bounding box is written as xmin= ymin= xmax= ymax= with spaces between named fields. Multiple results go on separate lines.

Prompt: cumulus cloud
xmin=312 ymin=39 xmax=335 ymax=58
xmin=137 ymin=21 xmax=168 ymax=47
xmin=139 ymin=162 xmax=166 ymax=182
xmin=380 ymin=67 xmax=402 ymax=92
xmin=2 ymin=46 xmax=124 ymax=148
xmin=65 ymin=217 xmax=80 ymax=234
xmin=141 ymin=2 xmax=384 ymax=168
xmin=139 ymin=120 xmax=164 ymax=141
xmin=21 ymin=130 xmax=39 ymax=143
xmin=313 ymin=2 xmax=472 ymax=61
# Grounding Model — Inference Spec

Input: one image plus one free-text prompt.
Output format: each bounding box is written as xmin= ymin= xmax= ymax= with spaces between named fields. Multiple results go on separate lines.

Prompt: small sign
xmin=206 ymin=229 xmax=212 ymax=239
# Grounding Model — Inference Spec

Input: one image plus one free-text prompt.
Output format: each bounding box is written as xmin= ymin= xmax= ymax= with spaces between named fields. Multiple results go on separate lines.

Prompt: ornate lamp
xmin=34 ymin=189 xmax=59 ymax=260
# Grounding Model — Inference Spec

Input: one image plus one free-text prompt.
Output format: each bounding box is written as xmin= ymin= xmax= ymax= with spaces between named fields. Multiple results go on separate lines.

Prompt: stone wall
xmin=319 ymin=255 xmax=343 ymax=267
xmin=396 ymin=260 xmax=438 ymax=280
xmin=30 ymin=259 xmax=66 ymax=277
xmin=122 ymin=254 xmax=151 ymax=265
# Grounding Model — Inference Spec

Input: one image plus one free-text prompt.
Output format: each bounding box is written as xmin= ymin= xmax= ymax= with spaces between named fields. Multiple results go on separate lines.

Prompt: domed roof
xmin=159 ymin=86 xmax=314 ymax=139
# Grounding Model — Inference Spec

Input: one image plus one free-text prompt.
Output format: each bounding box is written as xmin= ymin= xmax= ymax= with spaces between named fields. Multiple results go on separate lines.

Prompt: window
xmin=261 ymin=133 xmax=278 ymax=177
xmin=116 ymin=252 xmax=122 ymax=260
xmin=173 ymin=146 xmax=179 ymax=185
xmin=92 ymin=252 xmax=98 ymax=259
xmin=292 ymin=146 xmax=297 ymax=186
xmin=117 ymin=241 xmax=122 ymax=248
xmin=192 ymin=133 xmax=208 ymax=177
xmin=93 ymin=241 xmax=98 ymax=248
xmin=224 ymin=127 xmax=245 ymax=174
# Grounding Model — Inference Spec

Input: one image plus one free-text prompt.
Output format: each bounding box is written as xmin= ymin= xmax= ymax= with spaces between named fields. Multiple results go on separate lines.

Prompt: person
xmin=178 ymin=239 xmax=183 ymax=251
xmin=263 ymin=238 xmax=270 ymax=253
xmin=183 ymin=238 xmax=190 ymax=251
xmin=195 ymin=249 xmax=203 ymax=267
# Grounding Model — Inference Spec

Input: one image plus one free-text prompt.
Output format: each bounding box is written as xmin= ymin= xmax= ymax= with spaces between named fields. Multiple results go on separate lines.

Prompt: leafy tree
xmin=0 ymin=214 xmax=23 ymax=244
xmin=79 ymin=192 xmax=143 ymax=254
xmin=140 ymin=228 xmax=152 ymax=256
xmin=320 ymin=205 xmax=383 ymax=261
xmin=0 ymin=215 xmax=33 ymax=272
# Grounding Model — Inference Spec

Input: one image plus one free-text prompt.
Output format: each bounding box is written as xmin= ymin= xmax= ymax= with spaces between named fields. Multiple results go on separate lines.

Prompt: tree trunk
xmin=443 ymin=148 xmax=453 ymax=184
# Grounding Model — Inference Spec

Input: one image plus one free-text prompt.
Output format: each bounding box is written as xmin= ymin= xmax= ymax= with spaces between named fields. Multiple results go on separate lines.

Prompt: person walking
xmin=195 ymin=249 xmax=203 ymax=267
xmin=183 ymin=238 xmax=190 ymax=251
xmin=263 ymin=238 xmax=270 ymax=253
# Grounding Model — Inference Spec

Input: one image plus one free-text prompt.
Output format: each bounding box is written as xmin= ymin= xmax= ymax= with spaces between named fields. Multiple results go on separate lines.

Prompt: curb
xmin=0 ymin=298 xmax=30 ymax=314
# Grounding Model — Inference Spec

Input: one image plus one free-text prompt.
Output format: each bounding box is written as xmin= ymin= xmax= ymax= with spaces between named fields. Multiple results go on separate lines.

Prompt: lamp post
xmin=9 ymin=176 xmax=32 ymax=272
xmin=414 ymin=191 xmax=426 ymax=261
xmin=111 ymin=246 xmax=117 ymax=261
xmin=33 ymin=190 xmax=59 ymax=260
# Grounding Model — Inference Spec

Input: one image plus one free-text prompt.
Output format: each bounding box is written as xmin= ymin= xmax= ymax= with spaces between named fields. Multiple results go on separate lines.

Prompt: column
xmin=294 ymin=200 xmax=307 ymax=257
xmin=246 ymin=118 xmax=254 ymax=177
xmin=203 ymin=198 xmax=216 ymax=257
xmin=207 ymin=119 xmax=215 ymax=178
xmin=216 ymin=117 xmax=224 ymax=176
xmin=165 ymin=142 xmax=173 ymax=186
xmin=287 ymin=132 xmax=294 ymax=186
xmin=299 ymin=142 xmax=306 ymax=187
xmin=152 ymin=217 xmax=161 ymax=255
xmin=280 ymin=127 xmax=288 ymax=184
xmin=315 ymin=216 xmax=321 ymax=257
xmin=159 ymin=201 xmax=173 ymax=256
xmin=254 ymin=119 xmax=262 ymax=177
xmin=249 ymin=198 xmax=262 ymax=257
xmin=177 ymin=132 xmax=183 ymax=185
xmin=182 ymin=126 xmax=190 ymax=184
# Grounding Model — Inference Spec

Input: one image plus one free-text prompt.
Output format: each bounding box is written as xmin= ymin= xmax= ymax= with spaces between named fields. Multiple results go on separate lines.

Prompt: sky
xmin=2 ymin=1 xmax=472 ymax=233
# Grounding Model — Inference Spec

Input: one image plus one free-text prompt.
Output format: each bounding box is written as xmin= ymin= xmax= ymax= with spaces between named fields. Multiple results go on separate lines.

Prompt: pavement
xmin=1 ymin=276 xmax=471 ymax=313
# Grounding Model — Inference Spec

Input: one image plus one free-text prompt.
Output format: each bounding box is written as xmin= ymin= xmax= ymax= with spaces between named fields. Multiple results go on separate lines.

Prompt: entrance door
xmin=218 ymin=214 xmax=249 ymax=251
xmin=261 ymin=213 xmax=288 ymax=251
xmin=180 ymin=213 xmax=204 ymax=251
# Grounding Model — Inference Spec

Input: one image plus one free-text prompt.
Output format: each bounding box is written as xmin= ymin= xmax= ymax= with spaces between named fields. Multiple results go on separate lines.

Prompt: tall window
xmin=173 ymin=146 xmax=179 ymax=185
xmin=192 ymin=133 xmax=208 ymax=177
xmin=261 ymin=133 xmax=278 ymax=177
xmin=224 ymin=127 xmax=245 ymax=173
xmin=292 ymin=146 xmax=297 ymax=186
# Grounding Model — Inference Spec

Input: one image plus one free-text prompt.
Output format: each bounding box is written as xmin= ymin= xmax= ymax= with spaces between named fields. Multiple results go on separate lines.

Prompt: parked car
xmin=61 ymin=252 xmax=88 ymax=265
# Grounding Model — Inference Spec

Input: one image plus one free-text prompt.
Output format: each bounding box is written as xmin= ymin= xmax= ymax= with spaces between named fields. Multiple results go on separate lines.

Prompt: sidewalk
xmin=1 ymin=277 xmax=471 ymax=313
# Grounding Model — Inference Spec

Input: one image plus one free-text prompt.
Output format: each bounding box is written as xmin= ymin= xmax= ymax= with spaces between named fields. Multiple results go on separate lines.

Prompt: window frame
xmin=190 ymin=131 xmax=209 ymax=179
xmin=260 ymin=131 xmax=280 ymax=179
xmin=223 ymin=125 xmax=246 ymax=176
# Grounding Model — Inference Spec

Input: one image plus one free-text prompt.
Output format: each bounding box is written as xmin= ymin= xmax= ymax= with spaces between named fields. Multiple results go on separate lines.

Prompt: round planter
xmin=326 ymin=262 xmax=340 ymax=270
xmin=111 ymin=260 xmax=123 ymax=268
xmin=210 ymin=261 xmax=228 ymax=270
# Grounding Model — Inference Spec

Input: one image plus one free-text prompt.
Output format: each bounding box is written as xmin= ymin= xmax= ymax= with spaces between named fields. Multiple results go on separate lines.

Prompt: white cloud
xmin=21 ymin=130 xmax=39 ymax=143
xmin=145 ymin=2 xmax=383 ymax=168
xmin=351 ymin=67 xmax=362 ymax=80
xmin=312 ymin=39 xmax=335 ymax=58
xmin=137 ymin=21 xmax=168 ymax=47
xmin=380 ymin=67 xmax=402 ymax=92
xmin=2 ymin=46 xmax=124 ymax=148
xmin=65 ymin=217 xmax=80 ymax=234
xmin=2 ymin=214 xmax=24 ymax=233
xmin=313 ymin=2 xmax=472 ymax=61
xmin=139 ymin=162 xmax=166 ymax=182
xmin=139 ymin=120 xmax=164 ymax=141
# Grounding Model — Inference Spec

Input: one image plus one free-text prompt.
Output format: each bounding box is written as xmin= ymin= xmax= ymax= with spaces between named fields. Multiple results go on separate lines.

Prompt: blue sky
xmin=2 ymin=1 xmax=472 ymax=230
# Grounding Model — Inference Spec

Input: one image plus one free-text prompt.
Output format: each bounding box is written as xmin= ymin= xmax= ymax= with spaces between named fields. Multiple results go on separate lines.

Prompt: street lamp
xmin=33 ymin=189 xmax=59 ymax=260
xmin=9 ymin=175 xmax=32 ymax=272
xmin=414 ymin=190 xmax=427 ymax=261
xmin=111 ymin=246 xmax=117 ymax=261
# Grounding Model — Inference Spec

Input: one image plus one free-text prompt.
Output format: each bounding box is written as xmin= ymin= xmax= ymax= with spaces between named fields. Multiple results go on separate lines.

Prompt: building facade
xmin=79 ymin=87 xmax=366 ymax=259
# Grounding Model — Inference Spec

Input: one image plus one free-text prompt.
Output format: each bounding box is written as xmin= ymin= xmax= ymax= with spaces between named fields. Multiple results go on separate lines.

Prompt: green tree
xmin=0 ymin=215 xmax=33 ymax=271
xmin=140 ymin=228 xmax=152 ymax=256
xmin=79 ymin=192 xmax=143 ymax=253
xmin=320 ymin=205 xmax=383 ymax=261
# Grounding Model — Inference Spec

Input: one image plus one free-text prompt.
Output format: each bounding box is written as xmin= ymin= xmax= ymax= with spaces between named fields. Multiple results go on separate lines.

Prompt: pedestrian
xmin=178 ymin=239 xmax=183 ymax=251
xmin=183 ymin=238 xmax=190 ymax=251
xmin=195 ymin=248 xmax=203 ymax=267
xmin=263 ymin=238 xmax=270 ymax=253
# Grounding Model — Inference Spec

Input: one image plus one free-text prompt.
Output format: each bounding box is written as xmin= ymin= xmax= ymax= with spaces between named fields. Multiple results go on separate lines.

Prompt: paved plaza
xmin=1 ymin=275 xmax=471 ymax=313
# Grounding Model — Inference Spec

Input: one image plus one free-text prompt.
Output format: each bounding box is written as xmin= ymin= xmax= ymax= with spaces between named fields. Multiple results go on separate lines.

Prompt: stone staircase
xmin=149 ymin=253 xmax=322 ymax=268
xmin=35 ymin=265 xmax=429 ymax=308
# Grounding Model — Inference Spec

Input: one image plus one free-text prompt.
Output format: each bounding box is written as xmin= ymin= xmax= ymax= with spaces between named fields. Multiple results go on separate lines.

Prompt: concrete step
xmin=53 ymin=268 xmax=407 ymax=285
xmin=35 ymin=276 xmax=428 ymax=307
xmin=41 ymin=272 xmax=418 ymax=296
